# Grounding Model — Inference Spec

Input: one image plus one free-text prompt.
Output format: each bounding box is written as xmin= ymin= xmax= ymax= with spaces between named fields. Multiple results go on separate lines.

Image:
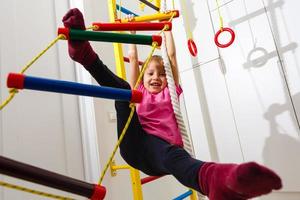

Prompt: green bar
xmin=70 ymin=29 xmax=153 ymax=45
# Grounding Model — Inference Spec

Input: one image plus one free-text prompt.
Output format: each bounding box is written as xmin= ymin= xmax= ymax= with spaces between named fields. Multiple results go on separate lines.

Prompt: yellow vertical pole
xmin=108 ymin=0 xmax=126 ymax=77
xmin=155 ymin=0 xmax=161 ymax=10
xmin=130 ymin=167 xmax=143 ymax=200
xmin=108 ymin=1 xmax=143 ymax=200
xmin=190 ymin=190 xmax=198 ymax=200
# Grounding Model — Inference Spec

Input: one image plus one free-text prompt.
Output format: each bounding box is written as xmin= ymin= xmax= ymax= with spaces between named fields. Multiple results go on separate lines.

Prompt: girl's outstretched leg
xmin=198 ymin=162 xmax=282 ymax=200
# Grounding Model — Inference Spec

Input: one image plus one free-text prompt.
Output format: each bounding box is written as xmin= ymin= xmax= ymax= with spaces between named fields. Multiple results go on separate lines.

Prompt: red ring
xmin=187 ymin=39 xmax=197 ymax=57
xmin=214 ymin=27 xmax=235 ymax=48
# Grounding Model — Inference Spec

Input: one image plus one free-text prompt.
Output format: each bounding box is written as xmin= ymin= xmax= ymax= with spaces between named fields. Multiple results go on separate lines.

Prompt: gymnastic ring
xmin=214 ymin=27 xmax=235 ymax=48
xmin=187 ymin=39 xmax=198 ymax=57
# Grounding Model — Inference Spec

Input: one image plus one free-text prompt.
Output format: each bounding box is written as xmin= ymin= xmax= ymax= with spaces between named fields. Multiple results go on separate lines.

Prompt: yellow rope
xmin=157 ymin=12 xmax=176 ymax=35
xmin=0 ymin=180 xmax=74 ymax=200
xmin=179 ymin=0 xmax=193 ymax=39
xmin=216 ymin=0 xmax=224 ymax=30
xmin=98 ymin=42 xmax=158 ymax=185
xmin=86 ymin=26 xmax=97 ymax=30
xmin=0 ymin=89 xmax=18 ymax=110
xmin=0 ymin=35 xmax=64 ymax=111
xmin=172 ymin=0 xmax=175 ymax=10
xmin=134 ymin=43 xmax=158 ymax=90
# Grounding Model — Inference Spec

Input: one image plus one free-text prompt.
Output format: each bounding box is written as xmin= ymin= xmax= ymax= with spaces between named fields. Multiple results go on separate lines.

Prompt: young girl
xmin=63 ymin=8 xmax=282 ymax=200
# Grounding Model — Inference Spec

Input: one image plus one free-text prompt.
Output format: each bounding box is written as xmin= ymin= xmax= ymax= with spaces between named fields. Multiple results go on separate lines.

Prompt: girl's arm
xmin=128 ymin=32 xmax=140 ymax=88
xmin=164 ymin=31 xmax=179 ymax=85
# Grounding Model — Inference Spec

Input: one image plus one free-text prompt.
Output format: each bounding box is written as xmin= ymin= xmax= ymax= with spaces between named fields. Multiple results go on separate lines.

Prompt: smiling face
xmin=143 ymin=56 xmax=167 ymax=94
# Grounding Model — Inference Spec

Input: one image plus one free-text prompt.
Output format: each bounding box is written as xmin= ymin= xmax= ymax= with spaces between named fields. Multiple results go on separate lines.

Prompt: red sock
xmin=198 ymin=162 xmax=282 ymax=200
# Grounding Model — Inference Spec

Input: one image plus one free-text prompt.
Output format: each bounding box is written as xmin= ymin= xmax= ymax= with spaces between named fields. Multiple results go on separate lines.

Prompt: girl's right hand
xmin=125 ymin=14 xmax=135 ymax=22
xmin=124 ymin=14 xmax=136 ymax=34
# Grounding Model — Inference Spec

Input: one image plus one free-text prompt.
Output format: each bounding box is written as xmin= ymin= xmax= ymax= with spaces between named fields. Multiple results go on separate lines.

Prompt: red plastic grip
xmin=141 ymin=176 xmax=163 ymax=185
xmin=90 ymin=184 xmax=106 ymax=200
xmin=214 ymin=27 xmax=235 ymax=48
xmin=7 ymin=73 xmax=25 ymax=89
xmin=152 ymin=35 xmax=162 ymax=46
xmin=131 ymin=90 xmax=143 ymax=103
xmin=123 ymin=57 xmax=144 ymax=66
xmin=57 ymin=27 xmax=70 ymax=40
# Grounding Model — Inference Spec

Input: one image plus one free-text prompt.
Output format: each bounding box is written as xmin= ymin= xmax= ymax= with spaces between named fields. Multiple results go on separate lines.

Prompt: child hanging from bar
xmin=62 ymin=8 xmax=282 ymax=200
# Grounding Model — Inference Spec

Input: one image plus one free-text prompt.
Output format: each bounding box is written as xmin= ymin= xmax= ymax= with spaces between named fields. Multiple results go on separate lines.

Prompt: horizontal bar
xmin=111 ymin=165 xmax=131 ymax=170
xmin=173 ymin=190 xmax=192 ymax=200
xmin=7 ymin=73 xmax=142 ymax=103
xmin=118 ymin=10 xmax=179 ymax=23
xmin=0 ymin=156 xmax=106 ymax=199
xmin=138 ymin=0 xmax=160 ymax=11
xmin=141 ymin=176 xmax=162 ymax=185
xmin=92 ymin=22 xmax=172 ymax=31
xmin=123 ymin=57 xmax=144 ymax=66
xmin=58 ymin=28 xmax=162 ymax=46
xmin=116 ymin=4 xmax=138 ymax=16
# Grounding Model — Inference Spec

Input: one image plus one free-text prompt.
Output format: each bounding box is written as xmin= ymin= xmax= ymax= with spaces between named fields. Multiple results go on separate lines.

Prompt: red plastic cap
xmin=92 ymin=23 xmax=100 ymax=31
xmin=90 ymin=184 xmax=106 ymax=200
xmin=7 ymin=73 xmax=25 ymax=89
xmin=57 ymin=27 xmax=70 ymax=40
xmin=165 ymin=22 xmax=172 ymax=31
xmin=131 ymin=90 xmax=143 ymax=103
xmin=173 ymin=10 xmax=180 ymax=18
xmin=152 ymin=35 xmax=162 ymax=46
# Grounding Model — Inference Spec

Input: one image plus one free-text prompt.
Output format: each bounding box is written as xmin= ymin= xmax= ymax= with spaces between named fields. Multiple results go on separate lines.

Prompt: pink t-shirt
xmin=136 ymin=84 xmax=183 ymax=146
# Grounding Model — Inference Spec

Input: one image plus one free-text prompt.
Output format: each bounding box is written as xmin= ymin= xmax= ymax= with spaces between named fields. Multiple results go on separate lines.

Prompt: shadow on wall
xmin=262 ymin=93 xmax=300 ymax=193
xmin=234 ymin=0 xmax=300 ymax=191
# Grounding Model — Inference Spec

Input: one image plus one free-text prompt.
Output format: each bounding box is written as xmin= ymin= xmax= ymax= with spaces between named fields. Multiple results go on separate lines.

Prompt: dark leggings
xmin=86 ymin=57 xmax=204 ymax=191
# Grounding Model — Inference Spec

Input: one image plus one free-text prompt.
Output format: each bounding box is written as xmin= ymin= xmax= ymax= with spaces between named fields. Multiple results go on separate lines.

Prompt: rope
xmin=161 ymin=2 xmax=206 ymax=199
xmin=161 ymin=34 xmax=194 ymax=156
xmin=160 ymin=0 xmax=195 ymax=157
xmin=0 ymin=35 xmax=65 ymax=111
xmin=98 ymin=42 xmax=158 ymax=185
xmin=172 ymin=0 xmax=175 ymax=10
xmin=216 ymin=0 xmax=224 ymax=30
xmin=179 ymin=0 xmax=193 ymax=39
xmin=0 ymin=180 xmax=74 ymax=200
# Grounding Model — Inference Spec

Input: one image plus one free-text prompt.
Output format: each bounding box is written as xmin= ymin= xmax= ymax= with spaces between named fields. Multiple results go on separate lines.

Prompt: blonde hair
xmin=148 ymin=55 xmax=163 ymax=65
xmin=141 ymin=55 xmax=164 ymax=80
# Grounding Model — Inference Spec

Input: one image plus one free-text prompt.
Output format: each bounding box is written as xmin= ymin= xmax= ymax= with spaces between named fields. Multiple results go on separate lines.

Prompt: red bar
xmin=141 ymin=176 xmax=163 ymax=185
xmin=92 ymin=22 xmax=172 ymax=31
xmin=123 ymin=57 xmax=144 ymax=66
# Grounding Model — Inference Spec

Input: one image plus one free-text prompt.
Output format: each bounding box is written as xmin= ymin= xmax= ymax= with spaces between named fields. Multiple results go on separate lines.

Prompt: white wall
xmin=174 ymin=0 xmax=300 ymax=199
xmin=0 ymin=1 xmax=88 ymax=199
